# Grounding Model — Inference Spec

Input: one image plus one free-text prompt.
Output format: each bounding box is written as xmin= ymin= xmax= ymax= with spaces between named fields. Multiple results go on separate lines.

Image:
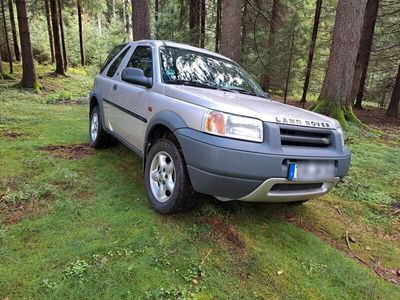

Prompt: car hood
xmin=163 ymin=85 xmax=340 ymax=129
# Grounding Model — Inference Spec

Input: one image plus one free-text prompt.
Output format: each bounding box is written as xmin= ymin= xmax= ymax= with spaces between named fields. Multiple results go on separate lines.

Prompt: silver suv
xmin=89 ymin=40 xmax=350 ymax=214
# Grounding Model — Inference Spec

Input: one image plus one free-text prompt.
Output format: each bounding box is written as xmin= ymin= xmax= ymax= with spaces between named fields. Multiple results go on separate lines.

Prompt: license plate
xmin=288 ymin=162 xmax=335 ymax=181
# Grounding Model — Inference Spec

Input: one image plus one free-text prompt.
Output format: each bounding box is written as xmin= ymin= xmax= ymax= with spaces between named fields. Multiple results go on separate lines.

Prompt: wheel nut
xmin=165 ymin=175 xmax=168 ymax=179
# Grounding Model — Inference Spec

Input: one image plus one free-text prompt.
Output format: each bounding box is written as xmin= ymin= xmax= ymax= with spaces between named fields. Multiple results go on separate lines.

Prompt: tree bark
xmin=261 ymin=0 xmax=279 ymax=91
xmin=131 ymin=0 xmax=150 ymax=40
xmin=220 ymin=0 xmax=242 ymax=62
xmin=50 ymin=0 xmax=64 ymax=74
xmin=200 ymin=0 xmax=206 ymax=48
xmin=77 ymin=0 xmax=85 ymax=66
xmin=351 ymin=0 xmax=379 ymax=109
xmin=8 ymin=0 xmax=20 ymax=62
xmin=386 ymin=64 xmax=400 ymax=118
xmin=57 ymin=0 xmax=67 ymax=71
xmin=301 ymin=0 xmax=322 ymax=103
xmin=315 ymin=0 xmax=367 ymax=127
xmin=284 ymin=32 xmax=295 ymax=103
xmin=241 ymin=0 xmax=247 ymax=57
xmin=215 ymin=0 xmax=221 ymax=52
xmin=15 ymin=0 xmax=38 ymax=88
xmin=44 ymin=0 xmax=54 ymax=64
xmin=1 ymin=0 xmax=13 ymax=73
xmin=189 ymin=0 xmax=201 ymax=46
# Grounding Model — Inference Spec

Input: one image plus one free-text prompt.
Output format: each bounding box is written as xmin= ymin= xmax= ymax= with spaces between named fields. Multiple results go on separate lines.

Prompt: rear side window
xmin=106 ymin=47 xmax=131 ymax=78
xmin=100 ymin=44 xmax=127 ymax=73
xmin=127 ymin=46 xmax=153 ymax=78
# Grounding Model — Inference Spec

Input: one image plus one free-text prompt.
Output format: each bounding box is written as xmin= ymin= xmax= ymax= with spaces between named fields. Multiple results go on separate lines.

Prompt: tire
xmin=144 ymin=138 xmax=194 ymax=214
xmin=89 ymin=105 xmax=111 ymax=148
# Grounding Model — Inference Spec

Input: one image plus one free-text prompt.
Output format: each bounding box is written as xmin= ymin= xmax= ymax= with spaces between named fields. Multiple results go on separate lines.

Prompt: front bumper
xmin=175 ymin=126 xmax=350 ymax=202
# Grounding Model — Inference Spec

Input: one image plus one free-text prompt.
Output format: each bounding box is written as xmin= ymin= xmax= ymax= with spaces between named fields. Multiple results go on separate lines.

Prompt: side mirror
xmin=122 ymin=68 xmax=152 ymax=88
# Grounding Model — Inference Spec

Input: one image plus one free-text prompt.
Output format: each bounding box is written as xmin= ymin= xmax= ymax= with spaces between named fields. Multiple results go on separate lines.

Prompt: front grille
xmin=280 ymin=126 xmax=332 ymax=148
xmin=270 ymin=183 xmax=323 ymax=191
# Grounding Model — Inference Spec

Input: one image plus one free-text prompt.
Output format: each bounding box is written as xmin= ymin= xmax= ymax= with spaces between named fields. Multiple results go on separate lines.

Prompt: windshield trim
xmin=158 ymin=46 xmax=265 ymax=98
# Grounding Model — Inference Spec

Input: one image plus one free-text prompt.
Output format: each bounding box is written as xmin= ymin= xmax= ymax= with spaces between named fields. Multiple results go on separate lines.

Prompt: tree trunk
xmin=0 ymin=49 xmax=4 ymax=76
xmin=301 ymin=0 xmax=322 ymax=103
xmin=106 ymin=0 xmax=115 ymax=23
xmin=97 ymin=13 xmax=102 ymax=35
xmin=284 ymin=32 xmax=295 ymax=104
xmin=15 ymin=0 xmax=38 ymax=88
xmin=57 ymin=0 xmax=67 ymax=71
xmin=215 ymin=0 xmax=221 ymax=52
xmin=50 ymin=0 xmax=64 ymax=75
xmin=261 ymin=0 xmax=279 ymax=91
xmin=131 ymin=0 xmax=150 ymax=40
xmin=386 ymin=64 xmax=400 ymax=118
xmin=241 ymin=0 xmax=247 ymax=57
xmin=77 ymin=0 xmax=85 ymax=66
xmin=314 ymin=0 xmax=367 ymax=127
xmin=189 ymin=0 xmax=201 ymax=46
xmin=124 ymin=0 xmax=132 ymax=39
xmin=352 ymin=0 xmax=379 ymax=109
xmin=220 ymin=0 xmax=242 ymax=62
xmin=1 ymin=0 xmax=13 ymax=73
xmin=8 ymin=0 xmax=20 ymax=62
xmin=44 ymin=0 xmax=54 ymax=64
xmin=200 ymin=0 xmax=206 ymax=48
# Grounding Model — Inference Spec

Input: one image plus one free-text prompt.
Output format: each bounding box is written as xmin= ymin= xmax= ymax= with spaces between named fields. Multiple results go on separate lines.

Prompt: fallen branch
xmin=199 ymin=249 xmax=212 ymax=267
xmin=345 ymin=231 xmax=351 ymax=249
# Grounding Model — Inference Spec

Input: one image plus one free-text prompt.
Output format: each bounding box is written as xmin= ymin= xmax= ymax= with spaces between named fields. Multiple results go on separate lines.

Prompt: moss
xmin=311 ymin=100 xmax=364 ymax=129
xmin=33 ymin=81 xmax=42 ymax=93
xmin=343 ymin=105 xmax=364 ymax=127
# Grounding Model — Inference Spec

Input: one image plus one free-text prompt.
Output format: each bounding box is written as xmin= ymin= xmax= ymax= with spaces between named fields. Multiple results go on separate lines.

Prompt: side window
xmin=126 ymin=46 xmax=153 ymax=78
xmin=100 ymin=44 xmax=126 ymax=73
xmin=106 ymin=47 xmax=131 ymax=78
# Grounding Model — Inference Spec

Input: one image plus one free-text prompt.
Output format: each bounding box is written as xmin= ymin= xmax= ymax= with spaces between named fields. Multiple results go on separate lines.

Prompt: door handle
xmin=112 ymin=84 xmax=118 ymax=91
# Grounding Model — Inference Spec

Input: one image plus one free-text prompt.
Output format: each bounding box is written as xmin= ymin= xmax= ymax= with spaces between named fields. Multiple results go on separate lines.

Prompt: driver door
xmin=108 ymin=45 xmax=154 ymax=152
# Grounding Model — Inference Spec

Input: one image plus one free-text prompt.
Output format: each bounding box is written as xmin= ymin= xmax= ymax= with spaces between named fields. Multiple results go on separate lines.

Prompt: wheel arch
xmin=143 ymin=111 xmax=188 ymax=169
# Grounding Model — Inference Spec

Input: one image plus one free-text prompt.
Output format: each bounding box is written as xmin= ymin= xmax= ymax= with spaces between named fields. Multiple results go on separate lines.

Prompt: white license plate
xmin=288 ymin=162 xmax=335 ymax=181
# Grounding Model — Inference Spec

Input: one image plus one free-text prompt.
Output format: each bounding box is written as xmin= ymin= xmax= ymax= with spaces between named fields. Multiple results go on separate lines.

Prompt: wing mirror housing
xmin=122 ymin=68 xmax=152 ymax=88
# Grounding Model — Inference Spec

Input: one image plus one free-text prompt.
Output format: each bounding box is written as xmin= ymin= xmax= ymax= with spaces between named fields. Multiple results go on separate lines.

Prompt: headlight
xmin=202 ymin=111 xmax=263 ymax=142
xmin=336 ymin=127 xmax=345 ymax=147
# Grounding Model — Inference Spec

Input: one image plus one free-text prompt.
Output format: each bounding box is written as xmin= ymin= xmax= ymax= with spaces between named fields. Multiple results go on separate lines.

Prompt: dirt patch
xmin=353 ymin=107 xmax=400 ymax=130
xmin=0 ymin=201 xmax=48 ymax=225
xmin=198 ymin=216 xmax=245 ymax=250
xmin=1 ymin=130 xmax=23 ymax=139
xmin=42 ymin=143 xmax=94 ymax=160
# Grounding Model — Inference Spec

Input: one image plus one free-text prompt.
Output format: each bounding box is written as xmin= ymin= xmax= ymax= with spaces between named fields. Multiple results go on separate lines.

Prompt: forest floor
xmin=1 ymin=64 xmax=400 ymax=299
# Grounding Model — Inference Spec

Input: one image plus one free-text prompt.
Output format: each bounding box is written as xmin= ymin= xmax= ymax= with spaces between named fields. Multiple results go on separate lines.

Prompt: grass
xmin=0 ymin=64 xmax=399 ymax=299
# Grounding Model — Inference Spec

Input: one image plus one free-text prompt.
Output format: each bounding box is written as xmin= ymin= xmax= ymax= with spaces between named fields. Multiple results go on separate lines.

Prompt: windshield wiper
xmin=218 ymin=86 xmax=263 ymax=98
xmin=164 ymin=80 xmax=218 ymax=90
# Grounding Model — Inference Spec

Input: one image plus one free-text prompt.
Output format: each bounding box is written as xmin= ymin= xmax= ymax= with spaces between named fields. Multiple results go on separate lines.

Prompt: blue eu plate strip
xmin=288 ymin=163 xmax=298 ymax=181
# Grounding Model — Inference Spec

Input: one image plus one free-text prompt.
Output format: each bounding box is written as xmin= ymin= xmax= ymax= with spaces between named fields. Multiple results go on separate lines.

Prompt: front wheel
xmin=144 ymin=139 xmax=193 ymax=214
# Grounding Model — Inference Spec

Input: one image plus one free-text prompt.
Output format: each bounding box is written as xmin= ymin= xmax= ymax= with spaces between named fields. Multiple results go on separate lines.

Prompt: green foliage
xmin=63 ymin=260 xmax=89 ymax=281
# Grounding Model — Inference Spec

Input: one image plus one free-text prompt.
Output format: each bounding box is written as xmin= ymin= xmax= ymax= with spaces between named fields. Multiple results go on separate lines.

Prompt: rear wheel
xmin=144 ymin=139 xmax=193 ymax=214
xmin=89 ymin=106 xmax=112 ymax=148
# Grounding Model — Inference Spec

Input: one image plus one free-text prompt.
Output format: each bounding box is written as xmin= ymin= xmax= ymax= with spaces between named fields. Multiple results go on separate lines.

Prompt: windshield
xmin=159 ymin=46 xmax=265 ymax=98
